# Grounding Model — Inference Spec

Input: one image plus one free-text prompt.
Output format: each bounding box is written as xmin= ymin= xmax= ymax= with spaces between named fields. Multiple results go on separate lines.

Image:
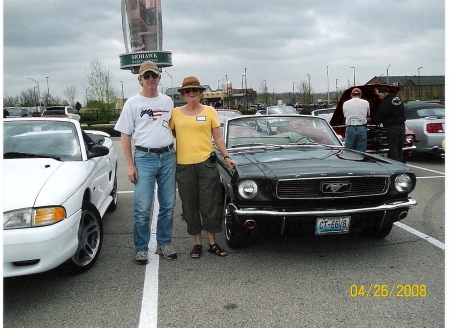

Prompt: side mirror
xmin=87 ymin=145 xmax=109 ymax=159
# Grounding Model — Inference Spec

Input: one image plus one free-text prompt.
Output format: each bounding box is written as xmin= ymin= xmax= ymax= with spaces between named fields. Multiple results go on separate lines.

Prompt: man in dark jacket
xmin=369 ymin=86 xmax=406 ymax=162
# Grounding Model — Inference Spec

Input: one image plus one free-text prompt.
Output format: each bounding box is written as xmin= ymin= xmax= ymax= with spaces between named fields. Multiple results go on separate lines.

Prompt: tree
xmin=19 ymin=88 xmax=39 ymax=107
xmin=63 ymin=85 xmax=78 ymax=107
xmin=3 ymin=94 xmax=18 ymax=107
xmin=85 ymin=58 xmax=118 ymax=110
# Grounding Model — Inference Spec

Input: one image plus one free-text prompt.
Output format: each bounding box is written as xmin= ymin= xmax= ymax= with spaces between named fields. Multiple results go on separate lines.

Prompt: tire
xmin=68 ymin=201 xmax=103 ymax=273
xmin=363 ymin=222 xmax=393 ymax=239
xmin=224 ymin=197 xmax=251 ymax=249
xmin=107 ymin=171 xmax=118 ymax=212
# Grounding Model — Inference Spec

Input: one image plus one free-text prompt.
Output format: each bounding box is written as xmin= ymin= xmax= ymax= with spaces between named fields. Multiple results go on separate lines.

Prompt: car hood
xmin=233 ymin=147 xmax=399 ymax=178
xmin=3 ymin=158 xmax=90 ymax=212
xmin=330 ymin=84 xmax=399 ymax=126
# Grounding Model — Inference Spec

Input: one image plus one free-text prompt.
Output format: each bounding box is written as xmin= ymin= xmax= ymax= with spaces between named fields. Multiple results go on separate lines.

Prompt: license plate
xmin=315 ymin=216 xmax=350 ymax=235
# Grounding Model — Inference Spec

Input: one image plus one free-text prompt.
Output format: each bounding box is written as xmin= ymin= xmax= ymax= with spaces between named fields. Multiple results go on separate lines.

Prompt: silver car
xmin=404 ymin=101 xmax=445 ymax=157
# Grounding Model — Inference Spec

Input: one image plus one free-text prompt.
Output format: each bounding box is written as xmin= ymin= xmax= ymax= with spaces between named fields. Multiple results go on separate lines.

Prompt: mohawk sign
xmin=119 ymin=0 xmax=172 ymax=74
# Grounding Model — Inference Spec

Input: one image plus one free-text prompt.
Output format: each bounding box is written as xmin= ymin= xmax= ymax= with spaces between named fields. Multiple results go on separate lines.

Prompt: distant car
xmin=216 ymin=114 xmax=417 ymax=248
xmin=6 ymin=107 xmax=33 ymax=118
xmin=311 ymin=108 xmax=335 ymax=122
xmin=330 ymin=84 xmax=416 ymax=162
xmin=216 ymin=109 xmax=242 ymax=126
xmin=3 ymin=117 xmax=118 ymax=277
xmin=404 ymin=101 xmax=445 ymax=157
xmin=265 ymin=105 xmax=299 ymax=115
xmin=42 ymin=106 xmax=80 ymax=121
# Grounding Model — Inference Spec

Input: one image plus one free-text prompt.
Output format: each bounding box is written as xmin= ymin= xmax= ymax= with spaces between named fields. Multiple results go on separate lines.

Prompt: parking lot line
xmin=394 ymin=221 xmax=445 ymax=250
xmin=139 ymin=193 xmax=159 ymax=328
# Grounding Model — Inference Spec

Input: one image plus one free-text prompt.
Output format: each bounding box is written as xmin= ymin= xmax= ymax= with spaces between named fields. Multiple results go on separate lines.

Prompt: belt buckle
xmin=154 ymin=147 xmax=165 ymax=154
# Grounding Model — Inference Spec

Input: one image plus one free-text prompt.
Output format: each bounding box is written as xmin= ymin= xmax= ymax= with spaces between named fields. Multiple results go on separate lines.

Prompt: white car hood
xmin=3 ymin=158 xmax=89 ymax=212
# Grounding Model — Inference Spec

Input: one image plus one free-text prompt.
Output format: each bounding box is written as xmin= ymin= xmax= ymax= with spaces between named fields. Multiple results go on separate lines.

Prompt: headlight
xmin=3 ymin=207 xmax=66 ymax=230
xmin=238 ymin=180 xmax=258 ymax=199
xmin=394 ymin=174 xmax=412 ymax=193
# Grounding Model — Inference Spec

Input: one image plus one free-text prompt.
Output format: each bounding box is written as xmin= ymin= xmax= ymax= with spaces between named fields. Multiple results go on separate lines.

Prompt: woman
xmin=170 ymin=76 xmax=236 ymax=258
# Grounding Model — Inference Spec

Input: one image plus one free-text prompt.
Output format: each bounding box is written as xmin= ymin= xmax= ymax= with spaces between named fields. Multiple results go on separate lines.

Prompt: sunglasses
xmin=142 ymin=72 xmax=160 ymax=80
xmin=183 ymin=88 xmax=200 ymax=94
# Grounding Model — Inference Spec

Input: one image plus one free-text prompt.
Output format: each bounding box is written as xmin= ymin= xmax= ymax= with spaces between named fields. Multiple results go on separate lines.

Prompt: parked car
xmin=6 ymin=107 xmax=33 ymax=118
xmin=257 ymin=105 xmax=299 ymax=115
xmin=403 ymin=101 xmax=445 ymax=157
xmin=42 ymin=106 xmax=80 ymax=121
xmin=216 ymin=109 xmax=242 ymax=127
xmin=216 ymin=114 xmax=417 ymax=248
xmin=330 ymin=84 xmax=416 ymax=162
xmin=3 ymin=117 xmax=118 ymax=277
xmin=311 ymin=108 xmax=335 ymax=122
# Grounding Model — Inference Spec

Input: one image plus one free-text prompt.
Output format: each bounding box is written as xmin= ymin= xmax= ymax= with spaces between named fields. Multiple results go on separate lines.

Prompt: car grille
xmin=276 ymin=176 xmax=389 ymax=199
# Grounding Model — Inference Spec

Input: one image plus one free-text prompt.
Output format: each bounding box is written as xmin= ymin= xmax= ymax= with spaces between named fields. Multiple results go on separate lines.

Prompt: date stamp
xmin=349 ymin=284 xmax=427 ymax=298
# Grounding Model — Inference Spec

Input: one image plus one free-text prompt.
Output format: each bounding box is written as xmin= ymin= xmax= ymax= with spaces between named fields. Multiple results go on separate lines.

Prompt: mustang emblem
xmin=322 ymin=182 xmax=351 ymax=193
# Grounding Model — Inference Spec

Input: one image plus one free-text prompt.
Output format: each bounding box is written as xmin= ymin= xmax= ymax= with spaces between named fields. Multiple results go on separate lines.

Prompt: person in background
xmin=369 ymin=86 xmax=406 ymax=162
xmin=114 ymin=60 xmax=177 ymax=264
xmin=343 ymin=87 xmax=370 ymax=152
xmin=170 ymin=76 xmax=236 ymax=259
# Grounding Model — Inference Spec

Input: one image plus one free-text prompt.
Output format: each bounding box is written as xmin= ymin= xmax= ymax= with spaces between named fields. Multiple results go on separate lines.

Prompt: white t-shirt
xmin=114 ymin=93 xmax=174 ymax=148
xmin=343 ymin=97 xmax=370 ymax=126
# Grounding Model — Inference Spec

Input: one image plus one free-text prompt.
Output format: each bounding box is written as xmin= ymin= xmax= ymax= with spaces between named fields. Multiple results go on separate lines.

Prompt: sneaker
xmin=155 ymin=245 xmax=162 ymax=255
xmin=159 ymin=245 xmax=177 ymax=260
xmin=135 ymin=251 xmax=149 ymax=265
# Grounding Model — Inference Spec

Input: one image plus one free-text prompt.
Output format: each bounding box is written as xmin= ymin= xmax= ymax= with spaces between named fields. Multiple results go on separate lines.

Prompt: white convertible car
xmin=3 ymin=118 xmax=118 ymax=277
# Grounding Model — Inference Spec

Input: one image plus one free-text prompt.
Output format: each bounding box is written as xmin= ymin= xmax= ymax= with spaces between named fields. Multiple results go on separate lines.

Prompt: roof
xmin=373 ymin=75 xmax=444 ymax=87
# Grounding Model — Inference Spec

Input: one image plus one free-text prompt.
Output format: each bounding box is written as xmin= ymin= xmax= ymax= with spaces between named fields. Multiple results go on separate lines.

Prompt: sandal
xmin=190 ymin=244 xmax=202 ymax=258
xmin=207 ymin=243 xmax=228 ymax=257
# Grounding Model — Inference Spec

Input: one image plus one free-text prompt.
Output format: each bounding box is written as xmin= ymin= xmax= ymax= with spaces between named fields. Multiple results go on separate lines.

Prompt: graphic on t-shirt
xmin=140 ymin=109 xmax=169 ymax=121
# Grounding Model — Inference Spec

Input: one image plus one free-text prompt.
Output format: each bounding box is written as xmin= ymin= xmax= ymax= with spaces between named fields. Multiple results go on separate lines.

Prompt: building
xmin=366 ymin=75 xmax=444 ymax=101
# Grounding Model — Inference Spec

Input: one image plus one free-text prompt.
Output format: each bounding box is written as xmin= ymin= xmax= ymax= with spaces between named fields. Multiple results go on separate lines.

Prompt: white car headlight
xmin=3 ymin=207 xmax=66 ymax=229
xmin=394 ymin=174 xmax=412 ymax=193
xmin=238 ymin=180 xmax=258 ymax=199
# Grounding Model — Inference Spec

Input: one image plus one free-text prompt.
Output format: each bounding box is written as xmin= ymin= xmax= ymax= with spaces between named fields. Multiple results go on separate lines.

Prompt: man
xmin=114 ymin=61 xmax=177 ymax=264
xmin=343 ymin=87 xmax=370 ymax=152
xmin=370 ymin=86 xmax=406 ymax=162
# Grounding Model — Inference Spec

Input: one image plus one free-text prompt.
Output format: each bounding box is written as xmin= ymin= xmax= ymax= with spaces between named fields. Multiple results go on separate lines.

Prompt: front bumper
xmin=3 ymin=209 xmax=81 ymax=277
xmin=230 ymin=198 xmax=417 ymax=217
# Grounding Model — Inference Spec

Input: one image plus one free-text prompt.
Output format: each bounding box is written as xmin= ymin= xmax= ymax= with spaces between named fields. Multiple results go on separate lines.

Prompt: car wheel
xmin=224 ymin=197 xmax=251 ymax=249
xmin=363 ymin=222 xmax=393 ymax=239
xmin=107 ymin=172 xmax=118 ymax=212
xmin=69 ymin=201 xmax=103 ymax=273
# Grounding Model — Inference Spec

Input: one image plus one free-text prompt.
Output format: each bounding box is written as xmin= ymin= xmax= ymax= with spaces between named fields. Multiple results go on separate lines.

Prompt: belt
xmin=347 ymin=125 xmax=366 ymax=127
xmin=135 ymin=143 xmax=174 ymax=154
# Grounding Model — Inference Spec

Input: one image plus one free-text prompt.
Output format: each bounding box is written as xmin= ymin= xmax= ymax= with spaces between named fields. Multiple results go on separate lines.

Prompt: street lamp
xmin=263 ymin=79 xmax=267 ymax=104
xmin=386 ymin=64 xmax=391 ymax=85
xmin=120 ymin=80 xmax=124 ymax=108
xmin=335 ymin=79 xmax=338 ymax=102
xmin=45 ymin=76 xmax=49 ymax=106
xmin=351 ymin=67 xmax=355 ymax=86
xmin=326 ymin=66 xmax=330 ymax=108
xmin=165 ymin=71 xmax=174 ymax=101
xmin=86 ymin=88 xmax=89 ymax=109
xmin=28 ymin=78 xmax=40 ymax=111
xmin=418 ymin=67 xmax=423 ymax=100
xmin=244 ymin=67 xmax=247 ymax=109
xmin=292 ymin=82 xmax=295 ymax=104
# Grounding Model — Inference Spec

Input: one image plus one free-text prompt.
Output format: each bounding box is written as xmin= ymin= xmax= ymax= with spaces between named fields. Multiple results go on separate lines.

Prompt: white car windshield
xmin=4 ymin=121 xmax=82 ymax=160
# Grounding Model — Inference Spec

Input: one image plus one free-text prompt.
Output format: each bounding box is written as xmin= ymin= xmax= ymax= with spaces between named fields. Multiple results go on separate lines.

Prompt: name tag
xmin=196 ymin=116 xmax=206 ymax=121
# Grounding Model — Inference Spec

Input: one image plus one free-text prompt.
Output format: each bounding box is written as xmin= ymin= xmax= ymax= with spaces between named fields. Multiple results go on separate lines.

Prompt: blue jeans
xmin=133 ymin=148 xmax=176 ymax=252
xmin=345 ymin=126 xmax=367 ymax=152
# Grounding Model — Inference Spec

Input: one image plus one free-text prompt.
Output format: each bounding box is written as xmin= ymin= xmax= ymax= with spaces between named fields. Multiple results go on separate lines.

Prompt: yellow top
xmin=170 ymin=106 xmax=220 ymax=164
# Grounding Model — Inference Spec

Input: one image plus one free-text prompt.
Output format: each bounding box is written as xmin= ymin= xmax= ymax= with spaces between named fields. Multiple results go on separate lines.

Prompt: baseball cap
xmin=351 ymin=88 xmax=362 ymax=95
xmin=139 ymin=61 xmax=160 ymax=75
xmin=377 ymin=86 xmax=390 ymax=93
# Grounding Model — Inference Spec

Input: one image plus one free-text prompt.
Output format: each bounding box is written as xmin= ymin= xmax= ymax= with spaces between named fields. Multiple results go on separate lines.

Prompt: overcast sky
xmin=3 ymin=0 xmax=446 ymax=104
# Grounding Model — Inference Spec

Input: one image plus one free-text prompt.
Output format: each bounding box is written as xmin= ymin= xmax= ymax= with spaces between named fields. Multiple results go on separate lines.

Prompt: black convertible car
xmin=215 ymin=115 xmax=417 ymax=248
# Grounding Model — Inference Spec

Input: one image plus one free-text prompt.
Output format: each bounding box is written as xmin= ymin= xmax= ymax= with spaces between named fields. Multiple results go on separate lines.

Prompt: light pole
xmin=335 ymin=79 xmax=338 ymax=102
xmin=165 ymin=71 xmax=174 ymax=101
xmin=418 ymin=66 xmax=423 ymax=100
xmin=244 ymin=67 xmax=247 ymax=109
xmin=351 ymin=66 xmax=355 ymax=86
xmin=292 ymin=82 xmax=295 ymax=104
xmin=306 ymin=74 xmax=311 ymax=104
xmin=386 ymin=64 xmax=391 ymax=85
xmin=28 ymin=78 xmax=40 ymax=111
xmin=326 ymin=66 xmax=330 ymax=108
xmin=86 ymin=88 xmax=89 ymax=109
xmin=45 ymin=76 xmax=49 ymax=106
xmin=120 ymin=80 xmax=124 ymax=108
xmin=263 ymin=79 xmax=267 ymax=104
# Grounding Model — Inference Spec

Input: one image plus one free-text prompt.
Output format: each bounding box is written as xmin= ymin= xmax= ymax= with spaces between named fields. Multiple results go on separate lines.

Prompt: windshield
xmin=7 ymin=109 xmax=26 ymax=116
xmin=3 ymin=120 xmax=82 ymax=160
xmin=416 ymin=107 xmax=445 ymax=118
xmin=225 ymin=115 xmax=342 ymax=148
